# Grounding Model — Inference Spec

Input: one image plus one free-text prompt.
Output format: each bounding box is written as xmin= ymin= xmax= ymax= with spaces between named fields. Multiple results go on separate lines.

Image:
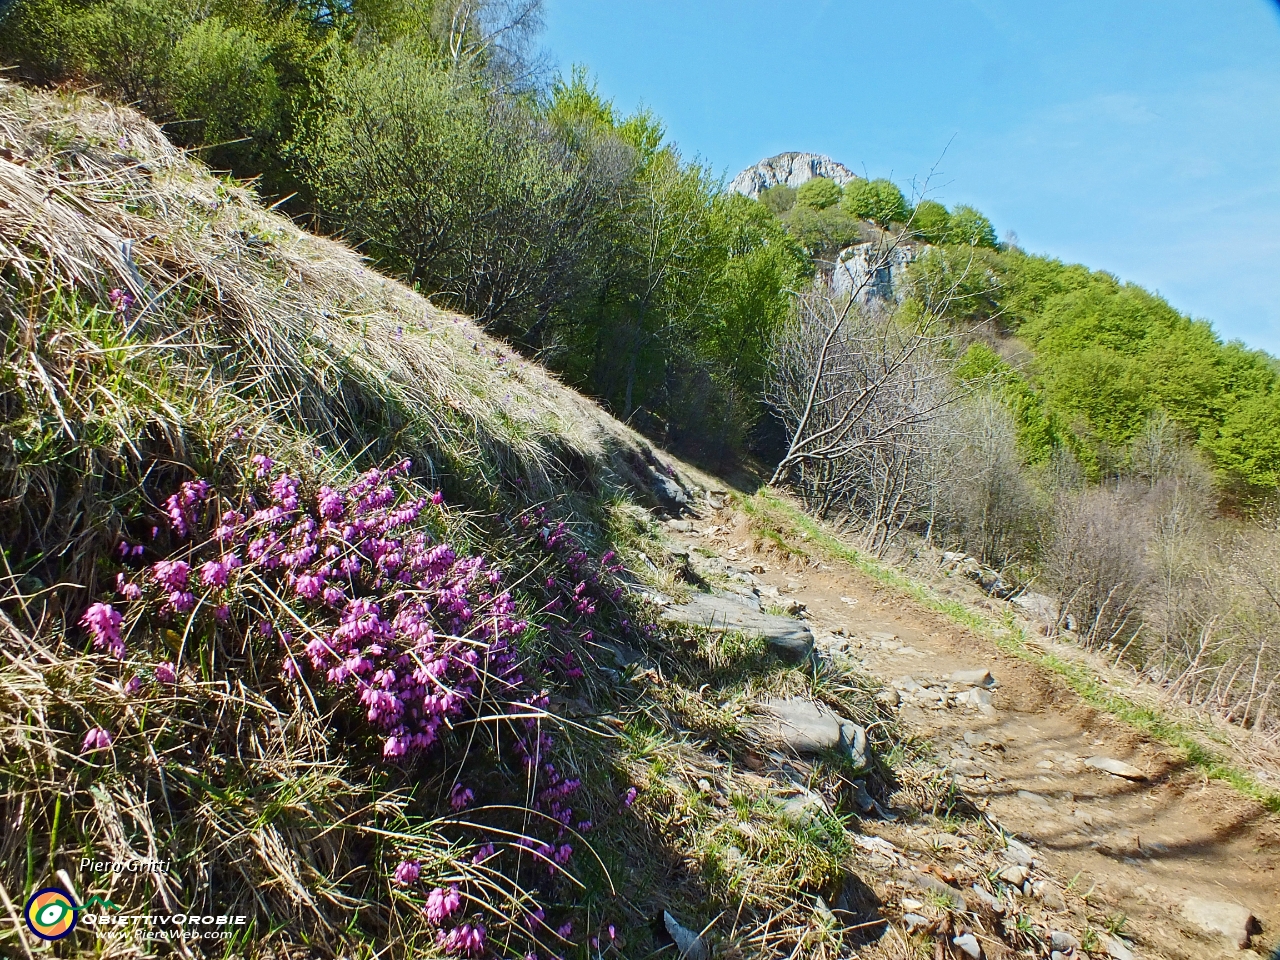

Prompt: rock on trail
xmin=756 ymin=696 xmax=869 ymax=768
xmin=658 ymin=590 xmax=815 ymax=664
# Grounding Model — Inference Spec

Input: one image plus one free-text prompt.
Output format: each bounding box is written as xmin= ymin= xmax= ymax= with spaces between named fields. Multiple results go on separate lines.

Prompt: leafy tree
xmin=795 ymin=176 xmax=841 ymax=210
xmin=759 ymin=184 xmax=796 ymax=216
xmin=783 ymin=205 xmax=860 ymax=262
xmin=1206 ymin=390 xmax=1280 ymax=496
xmin=171 ymin=17 xmax=283 ymax=146
xmin=298 ymin=45 xmax=630 ymax=347
xmin=946 ymin=204 xmax=997 ymax=247
xmin=841 ymin=177 xmax=909 ymax=226
xmin=912 ymin=199 xmax=949 ymax=243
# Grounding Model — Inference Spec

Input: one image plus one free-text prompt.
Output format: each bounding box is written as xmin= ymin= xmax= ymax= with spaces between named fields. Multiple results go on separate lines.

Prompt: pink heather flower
xmin=608 ymin=924 xmax=616 ymax=940
xmin=392 ymin=859 xmax=421 ymax=886
xmin=622 ymin=786 xmax=637 ymax=807
xmin=168 ymin=590 xmax=195 ymax=613
xmin=251 ymin=454 xmax=275 ymax=478
xmin=438 ymin=923 xmax=485 ymax=956
xmin=425 ymin=885 xmax=462 ymax=924
xmin=80 ymin=602 xmax=124 ymax=658
xmin=431 ymin=491 xmax=444 ymax=505
xmin=295 ymin=572 xmax=325 ymax=600
xmin=281 ymin=656 xmax=300 ymax=679
xmin=556 ymin=921 xmax=573 ymax=938
xmin=554 ymin=843 xmax=573 ymax=865
xmin=81 ymin=726 xmax=113 ymax=752
xmin=199 ymin=554 xmax=241 ymax=588
xmin=123 ymin=676 xmax=143 ymax=696
xmin=450 ymin=783 xmax=474 ymax=811
xmin=115 ymin=573 xmax=142 ymax=600
xmin=214 ymin=604 xmax=230 ymax=622
xmin=152 ymin=560 xmax=190 ymax=592
xmin=317 ymin=486 xmax=344 ymax=520
xmin=258 ymin=621 xmax=273 ymax=637
xmin=155 ymin=661 xmax=177 ymax=685
xmin=471 ymin=843 xmax=495 ymax=864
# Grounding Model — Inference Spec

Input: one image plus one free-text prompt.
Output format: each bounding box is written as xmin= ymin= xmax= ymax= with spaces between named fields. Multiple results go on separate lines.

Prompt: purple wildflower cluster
xmin=84 ymin=454 xmax=635 ymax=955
xmin=108 ymin=287 xmax=135 ymax=317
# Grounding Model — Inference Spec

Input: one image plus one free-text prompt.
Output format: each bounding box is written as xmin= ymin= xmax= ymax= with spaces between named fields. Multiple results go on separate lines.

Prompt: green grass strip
xmin=738 ymin=488 xmax=1280 ymax=814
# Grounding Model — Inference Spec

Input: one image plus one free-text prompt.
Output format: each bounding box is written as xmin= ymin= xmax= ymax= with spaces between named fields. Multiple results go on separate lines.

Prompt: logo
xmin=24 ymin=887 xmax=78 ymax=941
xmin=23 ymin=888 xmax=120 ymax=941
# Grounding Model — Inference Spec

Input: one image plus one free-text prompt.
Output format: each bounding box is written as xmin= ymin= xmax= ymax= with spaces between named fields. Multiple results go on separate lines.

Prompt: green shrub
xmin=784 ymin=203 xmax=861 ymax=259
xmin=946 ymin=204 xmax=998 ymax=247
xmin=759 ymin=183 xmax=797 ymax=215
xmin=171 ymin=17 xmax=283 ymax=145
xmin=912 ymin=198 xmax=949 ymax=242
xmin=841 ymin=177 xmax=910 ymax=225
xmin=795 ymin=176 xmax=841 ymax=210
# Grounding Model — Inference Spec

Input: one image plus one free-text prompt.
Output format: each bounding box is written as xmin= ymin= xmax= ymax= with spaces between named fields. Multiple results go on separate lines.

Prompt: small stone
xmin=814 ymin=896 xmax=836 ymax=924
xmin=1180 ymin=897 xmax=1260 ymax=949
xmin=924 ymin=833 xmax=963 ymax=850
xmin=876 ymin=688 xmax=901 ymax=708
xmin=1002 ymin=838 xmax=1035 ymax=865
xmin=1017 ymin=789 xmax=1053 ymax=811
xmin=952 ymin=933 xmax=981 ymax=958
xmin=998 ymin=864 xmax=1028 ymax=886
xmin=663 ymin=911 xmax=709 ymax=960
xmin=1084 ymin=756 xmax=1146 ymax=780
xmin=911 ymin=873 xmax=968 ymax=912
xmin=951 ymin=668 xmax=996 ymax=688
xmin=779 ymin=787 xmax=830 ymax=825
xmin=1032 ymin=879 xmax=1066 ymax=911
xmin=848 ymin=780 xmax=880 ymax=815
xmin=1049 ymin=931 xmax=1080 ymax=952
xmin=1051 ymin=952 xmax=1068 ymax=960
xmin=759 ymin=697 xmax=868 ymax=767
xmin=1100 ymin=932 xmax=1136 ymax=960
xmin=948 ymin=757 xmax=985 ymax=778
xmin=969 ymin=688 xmax=993 ymax=706
xmin=969 ymin=884 xmax=1005 ymax=914
xmin=901 ymin=913 xmax=930 ymax=933
xmin=667 ymin=519 xmax=693 ymax=532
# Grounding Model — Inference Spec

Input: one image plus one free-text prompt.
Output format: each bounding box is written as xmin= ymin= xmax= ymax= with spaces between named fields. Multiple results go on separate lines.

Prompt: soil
xmin=670 ymin=507 xmax=1280 ymax=960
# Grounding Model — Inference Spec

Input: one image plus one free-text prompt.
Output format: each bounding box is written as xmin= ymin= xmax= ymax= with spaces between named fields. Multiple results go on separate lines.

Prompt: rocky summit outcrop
xmin=728 ymin=151 xmax=860 ymax=198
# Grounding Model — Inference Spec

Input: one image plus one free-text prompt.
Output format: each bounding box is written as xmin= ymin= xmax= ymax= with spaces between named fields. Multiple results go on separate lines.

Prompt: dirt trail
xmin=670 ymin=509 xmax=1280 ymax=959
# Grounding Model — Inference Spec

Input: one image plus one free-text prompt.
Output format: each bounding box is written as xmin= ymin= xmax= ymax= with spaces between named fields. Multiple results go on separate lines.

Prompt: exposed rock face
xmin=828 ymin=240 xmax=919 ymax=303
xmin=728 ymin=151 xmax=860 ymax=199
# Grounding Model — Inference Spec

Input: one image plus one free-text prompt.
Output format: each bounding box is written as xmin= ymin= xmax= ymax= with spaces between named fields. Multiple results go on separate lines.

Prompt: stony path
xmin=663 ymin=508 xmax=1280 ymax=960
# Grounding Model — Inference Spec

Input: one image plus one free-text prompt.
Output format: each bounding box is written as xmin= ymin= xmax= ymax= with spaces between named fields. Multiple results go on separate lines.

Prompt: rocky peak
xmin=728 ymin=151 xmax=860 ymax=199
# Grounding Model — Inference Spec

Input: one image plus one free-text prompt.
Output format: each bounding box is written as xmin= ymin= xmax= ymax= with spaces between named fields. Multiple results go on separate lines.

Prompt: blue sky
xmin=542 ymin=0 xmax=1280 ymax=355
